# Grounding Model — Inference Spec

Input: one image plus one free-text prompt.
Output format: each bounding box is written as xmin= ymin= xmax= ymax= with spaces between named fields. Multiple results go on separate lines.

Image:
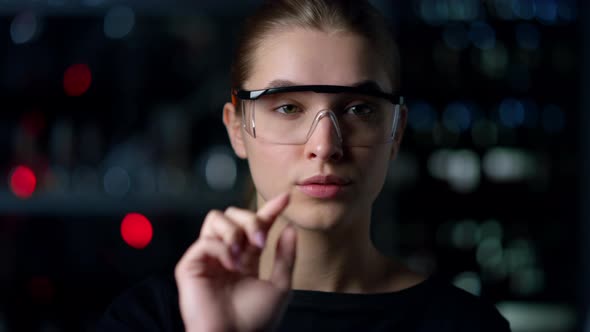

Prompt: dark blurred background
xmin=0 ymin=0 xmax=584 ymax=331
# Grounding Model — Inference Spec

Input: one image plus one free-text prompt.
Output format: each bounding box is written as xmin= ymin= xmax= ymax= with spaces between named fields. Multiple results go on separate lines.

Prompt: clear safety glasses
xmin=232 ymin=84 xmax=403 ymax=147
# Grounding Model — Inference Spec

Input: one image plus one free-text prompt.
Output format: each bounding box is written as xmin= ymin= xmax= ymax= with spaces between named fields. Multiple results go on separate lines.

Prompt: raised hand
xmin=175 ymin=192 xmax=297 ymax=332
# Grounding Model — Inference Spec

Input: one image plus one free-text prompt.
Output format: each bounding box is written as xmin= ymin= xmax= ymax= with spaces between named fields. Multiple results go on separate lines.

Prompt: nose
xmin=304 ymin=111 xmax=343 ymax=162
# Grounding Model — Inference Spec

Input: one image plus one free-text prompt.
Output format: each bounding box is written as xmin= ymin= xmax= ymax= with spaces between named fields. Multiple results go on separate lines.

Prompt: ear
xmin=390 ymin=104 xmax=408 ymax=160
xmin=223 ymin=102 xmax=248 ymax=159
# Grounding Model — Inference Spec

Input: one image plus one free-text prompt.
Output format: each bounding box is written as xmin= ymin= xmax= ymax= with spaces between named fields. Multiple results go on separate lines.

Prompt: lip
xmin=296 ymin=175 xmax=351 ymax=199
xmin=298 ymin=175 xmax=351 ymax=186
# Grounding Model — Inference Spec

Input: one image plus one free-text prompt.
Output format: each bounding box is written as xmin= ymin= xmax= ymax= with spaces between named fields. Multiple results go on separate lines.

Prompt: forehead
xmin=245 ymin=28 xmax=391 ymax=92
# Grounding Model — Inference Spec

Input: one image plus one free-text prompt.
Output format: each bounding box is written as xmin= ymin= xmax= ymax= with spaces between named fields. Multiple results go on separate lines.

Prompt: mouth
xmin=296 ymin=175 xmax=351 ymax=199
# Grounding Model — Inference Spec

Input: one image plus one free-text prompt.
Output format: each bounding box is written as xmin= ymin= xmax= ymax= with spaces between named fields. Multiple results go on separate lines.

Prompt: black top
xmin=97 ymin=274 xmax=511 ymax=331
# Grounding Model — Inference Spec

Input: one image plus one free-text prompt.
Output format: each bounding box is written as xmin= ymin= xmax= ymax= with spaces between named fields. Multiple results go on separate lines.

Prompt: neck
xmin=259 ymin=213 xmax=398 ymax=293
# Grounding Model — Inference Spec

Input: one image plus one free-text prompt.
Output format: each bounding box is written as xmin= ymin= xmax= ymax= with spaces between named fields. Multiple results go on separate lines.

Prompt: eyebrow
xmin=264 ymin=79 xmax=386 ymax=91
xmin=265 ymin=79 xmax=300 ymax=89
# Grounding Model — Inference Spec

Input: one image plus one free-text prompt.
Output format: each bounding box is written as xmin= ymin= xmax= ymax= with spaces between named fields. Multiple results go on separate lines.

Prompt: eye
xmin=275 ymin=104 xmax=300 ymax=114
xmin=345 ymin=104 xmax=374 ymax=116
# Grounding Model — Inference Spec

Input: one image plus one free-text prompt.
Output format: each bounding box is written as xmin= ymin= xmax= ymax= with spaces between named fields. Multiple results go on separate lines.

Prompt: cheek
xmin=354 ymin=146 xmax=391 ymax=197
xmin=246 ymin=142 xmax=299 ymax=199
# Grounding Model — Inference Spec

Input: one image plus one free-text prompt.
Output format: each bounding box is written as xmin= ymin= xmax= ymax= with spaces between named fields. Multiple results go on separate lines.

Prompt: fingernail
xmin=231 ymin=243 xmax=240 ymax=257
xmin=255 ymin=231 xmax=266 ymax=248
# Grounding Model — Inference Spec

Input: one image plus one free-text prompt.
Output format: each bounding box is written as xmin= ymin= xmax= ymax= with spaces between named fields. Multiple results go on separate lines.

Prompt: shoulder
xmin=417 ymin=275 xmax=511 ymax=332
xmin=96 ymin=274 xmax=182 ymax=332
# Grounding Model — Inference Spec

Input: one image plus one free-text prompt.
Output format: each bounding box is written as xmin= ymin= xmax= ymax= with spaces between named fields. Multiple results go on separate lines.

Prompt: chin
xmin=283 ymin=198 xmax=355 ymax=231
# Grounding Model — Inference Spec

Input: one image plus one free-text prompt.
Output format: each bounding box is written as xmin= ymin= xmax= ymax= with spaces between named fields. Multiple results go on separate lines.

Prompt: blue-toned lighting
xmin=535 ymin=0 xmax=557 ymax=23
xmin=453 ymin=271 xmax=482 ymax=296
xmin=469 ymin=21 xmax=496 ymax=50
xmin=104 ymin=6 xmax=135 ymax=39
xmin=103 ymin=166 xmax=131 ymax=197
xmin=515 ymin=23 xmax=540 ymax=50
xmin=10 ymin=11 xmax=38 ymax=44
xmin=512 ymin=0 xmax=536 ymax=20
xmin=418 ymin=0 xmax=446 ymax=25
xmin=408 ymin=101 xmax=437 ymax=132
xmin=498 ymin=98 xmax=525 ymax=128
xmin=443 ymin=102 xmax=472 ymax=133
xmin=447 ymin=0 xmax=480 ymax=21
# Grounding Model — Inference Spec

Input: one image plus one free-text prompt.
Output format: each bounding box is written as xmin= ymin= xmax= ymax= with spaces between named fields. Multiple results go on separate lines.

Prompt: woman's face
xmin=225 ymin=28 xmax=406 ymax=231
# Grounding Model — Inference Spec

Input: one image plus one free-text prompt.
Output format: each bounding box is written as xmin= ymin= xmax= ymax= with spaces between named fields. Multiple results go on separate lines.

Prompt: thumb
xmin=269 ymin=224 xmax=297 ymax=290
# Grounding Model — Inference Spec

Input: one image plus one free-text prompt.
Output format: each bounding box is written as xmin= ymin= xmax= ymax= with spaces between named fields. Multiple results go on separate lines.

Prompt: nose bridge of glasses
xmin=305 ymin=109 xmax=343 ymax=143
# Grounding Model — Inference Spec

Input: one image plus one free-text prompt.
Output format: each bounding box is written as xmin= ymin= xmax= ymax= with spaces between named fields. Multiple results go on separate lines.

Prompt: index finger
xmin=256 ymin=192 xmax=290 ymax=223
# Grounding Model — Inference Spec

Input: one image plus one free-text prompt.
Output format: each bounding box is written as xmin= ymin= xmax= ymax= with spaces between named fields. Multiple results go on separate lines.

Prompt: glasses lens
xmin=338 ymin=98 xmax=396 ymax=146
xmin=244 ymin=91 xmax=398 ymax=146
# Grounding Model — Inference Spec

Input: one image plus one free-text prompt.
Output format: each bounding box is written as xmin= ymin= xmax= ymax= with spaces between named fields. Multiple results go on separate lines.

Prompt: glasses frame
xmin=231 ymin=84 xmax=404 ymax=146
xmin=232 ymin=84 xmax=402 ymax=104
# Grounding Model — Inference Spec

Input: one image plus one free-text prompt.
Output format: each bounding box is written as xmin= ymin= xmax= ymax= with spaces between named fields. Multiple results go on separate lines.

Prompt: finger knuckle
xmin=206 ymin=209 xmax=223 ymax=220
xmin=224 ymin=206 xmax=239 ymax=215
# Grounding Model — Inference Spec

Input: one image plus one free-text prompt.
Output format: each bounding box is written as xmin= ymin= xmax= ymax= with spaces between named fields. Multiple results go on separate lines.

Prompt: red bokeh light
xmin=63 ymin=63 xmax=92 ymax=96
xmin=10 ymin=165 xmax=36 ymax=199
xmin=121 ymin=213 xmax=153 ymax=249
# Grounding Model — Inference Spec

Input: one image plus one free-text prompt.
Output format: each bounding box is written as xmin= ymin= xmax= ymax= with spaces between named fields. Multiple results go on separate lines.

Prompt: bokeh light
xmin=512 ymin=0 xmax=536 ymax=20
xmin=104 ymin=6 xmax=135 ymax=39
xmin=453 ymin=271 xmax=482 ymax=296
xmin=480 ymin=42 xmax=509 ymax=79
xmin=416 ymin=0 xmax=480 ymax=25
xmin=63 ymin=63 xmax=92 ymax=96
xmin=479 ymin=219 xmax=504 ymax=241
xmin=10 ymin=11 xmax=38 ymax=44
xmin=121 ymin=213 xmax=153 ymax=249
xmin=408 ymin=101 xmax=437 ymax=132
xmin=469 ymin=21 xmax=495 ymax=50
xmin=103 ymin=166 xmax=131 ymax=197
xmin=10 ymin=165 xmax=37 ymax=199
xmin=442 ymin=102 xmax=472 ymax=133
xmin=498 ymin=98 xmax=525 ymax=128
xmin=477 ymin=237 xmax=507 ymax=280
xmin=483 ymin=148 xmax=535 ymax=182
xmin=428 ymin=149 xmax=480 ymax=192
xmin=205 ymin=152 xmax=237 ymax=191
xmin=535 ymin=0 xmax=558 ymax=23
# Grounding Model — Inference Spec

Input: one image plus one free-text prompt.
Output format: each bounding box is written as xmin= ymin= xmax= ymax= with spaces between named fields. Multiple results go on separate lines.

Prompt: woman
xmin=98 ymin=0 xmax=511 ymax=331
